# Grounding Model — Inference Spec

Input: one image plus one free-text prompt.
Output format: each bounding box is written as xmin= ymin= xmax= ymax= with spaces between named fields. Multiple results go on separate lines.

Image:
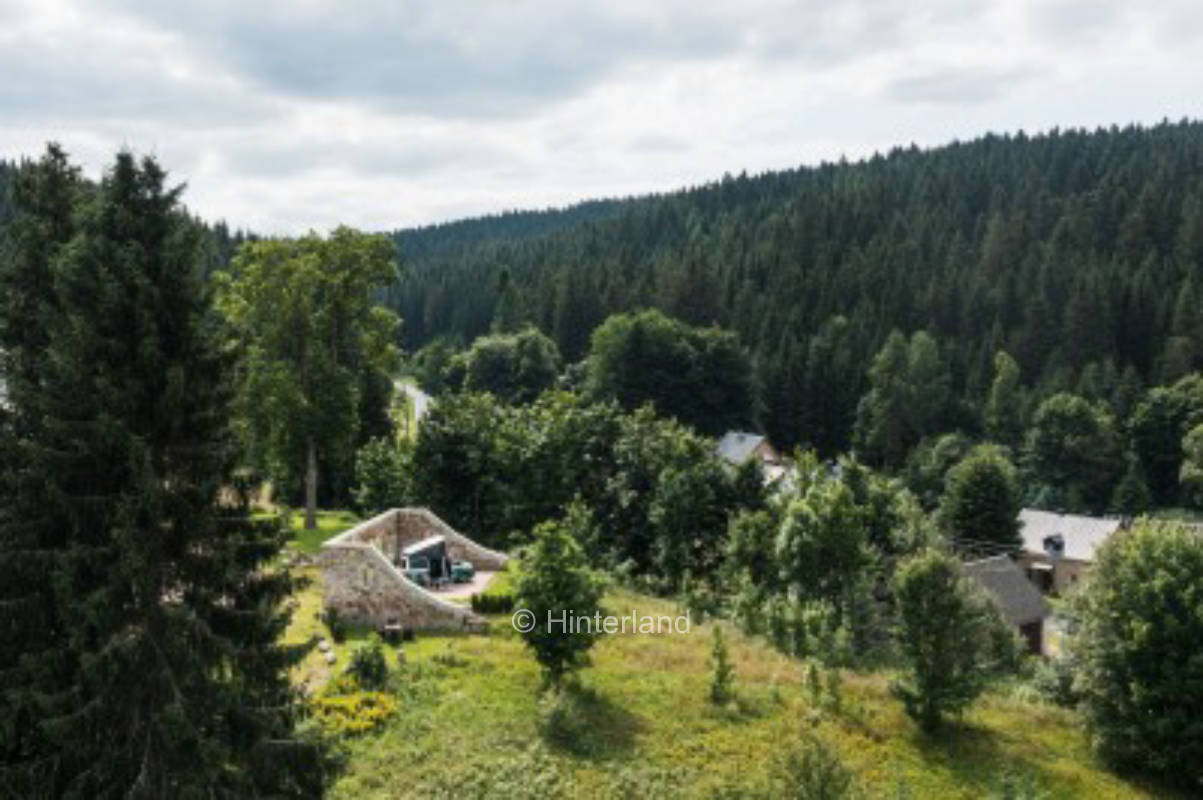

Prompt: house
xmin=320 ymin=507 xmax=508 ymax=632
xmin=1016 ymin=508 xmax=1127 ymax=595
xmin=717 ymin=431 xmax=784 ymax=478
xmin=962 ymin=555 xmax=1051 ymax=654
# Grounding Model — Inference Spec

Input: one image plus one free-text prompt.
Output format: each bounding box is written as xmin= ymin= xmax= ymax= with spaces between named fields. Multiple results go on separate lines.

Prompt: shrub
xmin=1030 ymin=657 xmax=1080 ymax=708
xmin=325 ymin=608 xmax=347 ymax=643
xmin=311 ymin=690 xmax=397 ymax=737
xmin=775 ymin=736 xmax=856 ymax=799
xmin=471 ymin=592 xmax=516 ymax=614
xmin=346 ymin=634 xmax=389 ymax=690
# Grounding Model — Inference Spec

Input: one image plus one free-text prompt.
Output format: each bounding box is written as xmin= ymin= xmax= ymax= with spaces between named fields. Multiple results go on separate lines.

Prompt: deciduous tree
xmin=216 ymin=226 xmax=400 ymax=528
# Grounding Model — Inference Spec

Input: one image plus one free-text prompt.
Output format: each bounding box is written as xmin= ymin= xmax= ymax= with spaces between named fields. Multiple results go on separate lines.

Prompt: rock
xmin=395 ymin=647 xmax=407 ymax=667
xmin=325 ymin=651 xmax=337 ymax=665
xmin=317 ymin=639 xmax=331 ymax=653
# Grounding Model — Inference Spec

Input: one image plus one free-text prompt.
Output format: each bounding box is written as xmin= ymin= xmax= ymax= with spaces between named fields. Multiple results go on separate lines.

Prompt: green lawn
xmin=274 ymin=509 xmax=361 ymax=554
xmin=279 ymin=573 xmax=1177 ymax=799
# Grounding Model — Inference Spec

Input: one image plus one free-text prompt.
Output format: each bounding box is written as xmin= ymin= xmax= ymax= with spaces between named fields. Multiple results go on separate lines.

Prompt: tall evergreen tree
xmin=0 ymin=143 xmax=82 ymax=791
xmin=0 ymin=151 xmax=325 ymax=796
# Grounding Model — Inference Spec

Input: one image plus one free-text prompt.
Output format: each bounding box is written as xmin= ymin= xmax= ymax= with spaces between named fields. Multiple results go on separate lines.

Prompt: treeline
xmin=385 ymin=120 xmax=1203 ymax=456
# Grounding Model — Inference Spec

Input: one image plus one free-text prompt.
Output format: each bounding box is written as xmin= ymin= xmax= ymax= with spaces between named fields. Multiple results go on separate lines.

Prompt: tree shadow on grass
xmin=902 ymin=713 xmax=1196 ymax=799
xmin=908 ymin=720 xmax=1063 ymax=796
xmin=538 ymin=681 xmax=643 ymax=761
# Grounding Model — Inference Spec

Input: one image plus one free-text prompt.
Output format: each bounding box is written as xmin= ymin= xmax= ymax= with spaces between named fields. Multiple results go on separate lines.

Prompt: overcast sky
xmin=1 ymin=0 xmax=1199 ymax=234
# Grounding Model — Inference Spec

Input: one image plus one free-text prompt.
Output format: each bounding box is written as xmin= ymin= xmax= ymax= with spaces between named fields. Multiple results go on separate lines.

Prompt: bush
xmin=1072 ymin=520 xmax=1203 ymax=783
xmin=774 ymin=736 xmax=856 ymax=799
xmin=325 ymin=608 xmax=347 ymax=643
xmin=1030 ymin=657 xmax=1079 ymax=708
xmin=346 ymin=634 xmax=389 ymax=690
xmin=311 ymin=690 xmax=397 ymax=737
xmin=471 ymin=592 xmax=516 ymax=614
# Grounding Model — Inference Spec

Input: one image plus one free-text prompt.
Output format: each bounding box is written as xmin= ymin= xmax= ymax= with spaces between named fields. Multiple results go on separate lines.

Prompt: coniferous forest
xmin=384 ymin=121 xmax=1203 ymax=458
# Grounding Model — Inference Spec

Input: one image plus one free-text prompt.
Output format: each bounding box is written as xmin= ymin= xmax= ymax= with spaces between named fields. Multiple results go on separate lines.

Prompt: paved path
xmin=398 ymin=382 xmax=433 ymax=423
xmin=427 ymin=570 xmax=497 ymax=600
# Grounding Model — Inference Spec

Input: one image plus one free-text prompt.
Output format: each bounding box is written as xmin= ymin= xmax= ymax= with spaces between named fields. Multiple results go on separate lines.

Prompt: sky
xmin=1 ymin=0 xmax=1200 ymax=234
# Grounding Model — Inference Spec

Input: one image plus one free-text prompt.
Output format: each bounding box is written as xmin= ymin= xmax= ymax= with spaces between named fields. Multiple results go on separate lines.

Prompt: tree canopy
xmin=215 ymin=226 xmax=400 ymax=528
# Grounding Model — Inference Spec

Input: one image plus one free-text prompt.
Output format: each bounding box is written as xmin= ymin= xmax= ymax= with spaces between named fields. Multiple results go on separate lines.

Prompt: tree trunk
xmin=305 ymin=436 xmax=318 ymax=531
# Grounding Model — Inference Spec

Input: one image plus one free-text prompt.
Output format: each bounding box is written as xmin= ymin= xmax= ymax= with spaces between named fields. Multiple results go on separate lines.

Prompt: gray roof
xmin=1018 ymin=508 xmax=1123 ymax=563
xmin=962 ymin=555 xmax=1050 ymax=626
xmin=716 ymin=431 xmax=765 ymax=465
xmin=402 ymin=534 xmax=446 ymax=556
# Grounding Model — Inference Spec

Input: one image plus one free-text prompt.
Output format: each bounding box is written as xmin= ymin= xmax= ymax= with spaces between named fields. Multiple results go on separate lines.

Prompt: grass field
xmin=274 ymin=511 xmax=1178 ymax=798
xmin=282 ymin=580 xmax=1171 ymax=795
xmin=278 ymin=509 xmax=362 ymax=554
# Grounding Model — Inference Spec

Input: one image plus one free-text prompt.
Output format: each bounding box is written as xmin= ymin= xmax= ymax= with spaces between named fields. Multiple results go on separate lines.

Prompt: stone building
xmin=962 ymin=554 xmax=1051 ymax=655
xmin=320 ymin=507 xmax=509 ymax=632
xmin=1016 ymin=508 xmax=1127 ymax=595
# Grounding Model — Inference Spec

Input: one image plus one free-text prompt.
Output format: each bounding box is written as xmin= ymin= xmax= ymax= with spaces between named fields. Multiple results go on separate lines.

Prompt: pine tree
xmin=0 ymin=151 xmax=326 ymax=796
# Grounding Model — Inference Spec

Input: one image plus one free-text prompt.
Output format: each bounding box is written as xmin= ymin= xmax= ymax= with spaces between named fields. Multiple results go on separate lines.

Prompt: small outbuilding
xmin=962 ymin=555 xmax=1051 ymax=655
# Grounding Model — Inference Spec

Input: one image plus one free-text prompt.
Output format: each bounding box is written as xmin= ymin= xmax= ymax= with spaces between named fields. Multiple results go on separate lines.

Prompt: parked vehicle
xmin=451 ymin=561 xmax=475 ymax=582
xmin=404 ymin=555 xmax=431 ymax=586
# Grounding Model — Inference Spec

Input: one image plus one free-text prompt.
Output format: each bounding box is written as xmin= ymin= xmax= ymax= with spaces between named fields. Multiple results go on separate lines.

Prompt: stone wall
xmin=319 ymin=508 xmax=507 ymax=632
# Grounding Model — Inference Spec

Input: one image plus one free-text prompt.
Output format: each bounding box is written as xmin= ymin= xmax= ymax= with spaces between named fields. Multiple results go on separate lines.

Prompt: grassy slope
xmin=280 ymin=509 xmax=362 ymax=555
xmin=317 ymin=593 xmax=1169 ymax=798
xmin=274 ymin=511 xmax=1174 ymax=798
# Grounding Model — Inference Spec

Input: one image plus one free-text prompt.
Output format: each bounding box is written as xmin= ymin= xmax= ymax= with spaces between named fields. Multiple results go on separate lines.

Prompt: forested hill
xmin=385 ymin=121 xmax=1203 ymax=453
xmin=395 ymin=198 xmax=626 ymax=262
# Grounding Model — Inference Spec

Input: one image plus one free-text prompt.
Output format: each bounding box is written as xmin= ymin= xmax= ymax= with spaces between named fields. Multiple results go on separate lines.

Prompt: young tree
xmin=216 ymin=227 xmax=400 ymax=529
xmin=1072 ymin=521 xmax=1203 ymax=783
xmin=938 ymin=446 xmax=1023 ymax=554
xmin=891 ymin=549 xmax=1012 ymax=732
xmin=1111 ymin=454 xmax=1153 ymax=514
xmin=514 ymin=504 xmax=606 ymax=688
xmin=708 ymin=626 xmax=735 ymax=705
xmin=854 ymin=330 xmax=951 ymax=469
xmin=0 ymin=151 xmax=324 ymax=795
xmin=353 ymin=436 xmax=411 ymax=514
xmin=462 ymin=326 xmax=562 ymax=404
xmin=984 ymin=350 xmax=1024 ymax=448
xmin=775 ymin=481 xmax=872 ymax=609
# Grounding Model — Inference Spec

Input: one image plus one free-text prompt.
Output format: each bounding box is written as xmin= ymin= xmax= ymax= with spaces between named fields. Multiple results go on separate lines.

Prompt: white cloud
xmin=0 ymin=0 xmax=1197 ymax=232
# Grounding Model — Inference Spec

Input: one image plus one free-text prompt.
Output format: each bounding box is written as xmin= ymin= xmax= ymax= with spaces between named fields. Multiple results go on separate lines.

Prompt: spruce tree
xmin=0 ymin=151 xmax=325 ymax=796
xmin=0 ymin=143 xmax=82 ymax=792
